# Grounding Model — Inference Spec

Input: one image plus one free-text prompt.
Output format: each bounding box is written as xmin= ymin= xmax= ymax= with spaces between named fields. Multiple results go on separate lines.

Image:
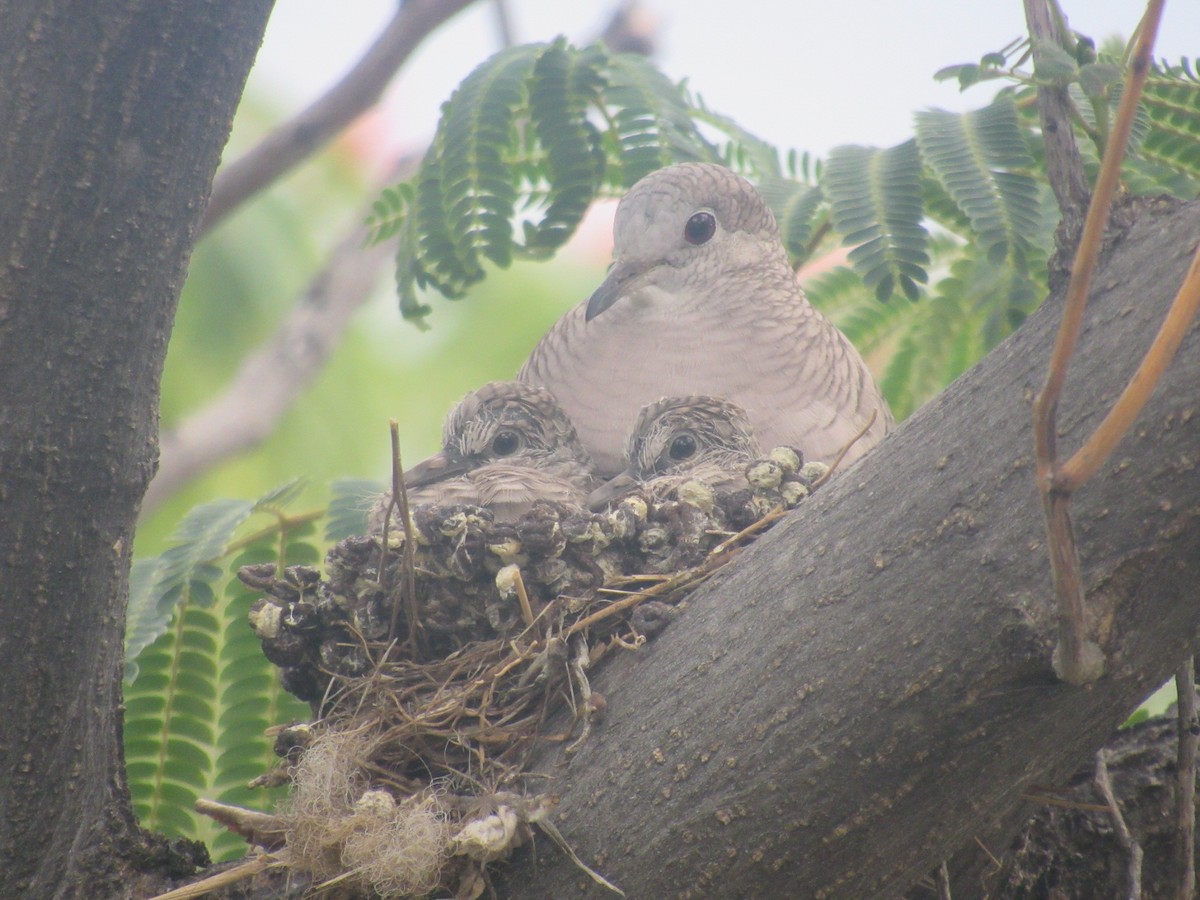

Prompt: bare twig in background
xmin=598 ymin=2 xmax=659 ymax=56
xmin=1095 ymin=749 xmax=1144 ymax=900
xmin=1176 ymin=658 xmax=1198 ymax=900
xmin=200 ymin=0 xmax=479 ymax=236
xmin=1029 ymin=0 xmax=1164 ymax=685
xmin=1058 ymin=244 xmax=1200 ymax=489
xmin=492 ymin=0 xmax=515 ymax=48
xmin=145 ymin=188 xmax=399 ymax=514
xmin=1022 ymin=0 xmax=1090 ymax=249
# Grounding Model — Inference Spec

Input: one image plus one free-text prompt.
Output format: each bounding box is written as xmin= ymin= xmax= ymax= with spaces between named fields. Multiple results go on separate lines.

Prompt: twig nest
xmin=801 ymin=460 xmax=831 ymax=482
xmin=232 ymin=453 xmax=828 ymax=897
xmin=745 ymin=458 xmax=784 ymax=489
xmin=675 ymin=478 xmax=715 ymax=513
xmin=451 ymin=804 xmax=521 ymax=863
xmin=780 ymin=479 xmax=811 ymax=506
xmin=768 ymin=445 xmax=802 ymax=473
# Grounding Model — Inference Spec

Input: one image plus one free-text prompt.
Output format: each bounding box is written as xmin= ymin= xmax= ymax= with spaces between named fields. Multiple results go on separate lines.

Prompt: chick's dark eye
xmin=684 ymin=211 xmax=716 ymax=246
xmin=491 ymin=430 xmax=521 ymax=457
xmin=668 ymin=433 xmax=697 ymax=461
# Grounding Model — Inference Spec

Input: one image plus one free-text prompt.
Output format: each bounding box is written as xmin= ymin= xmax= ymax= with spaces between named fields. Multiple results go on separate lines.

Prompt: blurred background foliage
xmin=138 ymin=104 xmax=607 ymax=558
xmin=124 ymin=20 xmax=1200 ymax=861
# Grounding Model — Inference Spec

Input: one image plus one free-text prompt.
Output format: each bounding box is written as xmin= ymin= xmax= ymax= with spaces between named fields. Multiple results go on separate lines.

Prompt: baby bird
xmin=588 ymin=395 xmax=761 ymax=509
xmin=370 ymin=381 xmax=598 ymax=529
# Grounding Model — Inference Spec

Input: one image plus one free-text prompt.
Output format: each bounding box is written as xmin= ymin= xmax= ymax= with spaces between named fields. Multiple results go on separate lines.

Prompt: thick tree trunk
xmin=496 ymin=197 xmax=1200 ymax=898
xmin=0 ymin=3 xmax=273 ymax=896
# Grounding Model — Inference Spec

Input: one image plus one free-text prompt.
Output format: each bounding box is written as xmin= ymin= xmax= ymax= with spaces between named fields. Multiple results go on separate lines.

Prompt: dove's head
xmin=586 ymin=163 xmax=785 ymax=321
xmin=405 ymin=381 xmax=592 ymax=488
xmin=588 ymin=395 xmax=760 ymax=508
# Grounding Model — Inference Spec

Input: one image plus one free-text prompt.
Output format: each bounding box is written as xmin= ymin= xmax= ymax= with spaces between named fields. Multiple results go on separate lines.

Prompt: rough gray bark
xmin=0 ymin=3 xmax=273 ymax=896
xmin=496 ymin=197 xmax=1200 ymax=898
xmin=1024 ymin=0 xmax=1091 ymax=254
xmin=994 ymin=715 xmax=1194 ymax=898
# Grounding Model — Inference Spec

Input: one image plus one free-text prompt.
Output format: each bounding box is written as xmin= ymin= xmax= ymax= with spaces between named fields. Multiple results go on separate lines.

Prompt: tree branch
xmin=1023 ymin=0 xmax=1090 ymax=250
xmin=1094 ymin=749 xmax=1144 ymax=899
xmin=200 ymin=0 xmax=478 ymax=236
xmin=0 ymin=2 xmax=273 ymax=893
xmin=493 ymin=197 xmax=1200 ymax=898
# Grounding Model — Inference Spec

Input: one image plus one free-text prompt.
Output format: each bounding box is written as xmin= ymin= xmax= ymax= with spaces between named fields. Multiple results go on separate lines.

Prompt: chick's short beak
xmin=587 ymin=470 xmax=639 ymax=510
xmin=402 ymin=451 xmax=470 ymax=490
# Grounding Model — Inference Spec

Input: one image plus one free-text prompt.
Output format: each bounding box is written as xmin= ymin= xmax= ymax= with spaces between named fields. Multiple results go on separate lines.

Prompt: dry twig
xmin=383 ymin=420 xmax=422 ymax=655
xmin=814 ymin=408 xmax=876 ymax=488
xmin=1058 ymin=244 xmax=1200 ymax=489
xmin=145 ymin=205 xmax=396 ymax=514
xmin=1030 ymin=0 xmax=1166 ymax=685
xmin=201 ymin=0 xmax=478 ymax=235
xmin=1176 ymin=658 xmax=1198 ymax=900
xmin=1095 ymin=748 xmax=1144 ymax=900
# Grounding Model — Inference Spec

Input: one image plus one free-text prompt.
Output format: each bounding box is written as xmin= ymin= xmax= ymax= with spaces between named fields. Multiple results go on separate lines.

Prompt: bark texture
xmin=996 ymin=714 xmax=1193 ymax=898
xmin=0 ymin=3 xmax=273 ymax=896
xmin=495 ymin=197 xmax=1200 ymax=898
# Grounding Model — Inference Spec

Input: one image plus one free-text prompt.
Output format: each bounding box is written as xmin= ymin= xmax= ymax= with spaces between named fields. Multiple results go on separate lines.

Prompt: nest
xmin=201 ymin=450 xmax=824 ymax=898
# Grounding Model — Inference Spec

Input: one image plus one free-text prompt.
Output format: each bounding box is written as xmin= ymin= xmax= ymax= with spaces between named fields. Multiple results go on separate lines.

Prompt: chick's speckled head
xmin=628 ymin=395 xmax=761 ymax=480
xmin=442 ymin=381 xmax=591 ymax=470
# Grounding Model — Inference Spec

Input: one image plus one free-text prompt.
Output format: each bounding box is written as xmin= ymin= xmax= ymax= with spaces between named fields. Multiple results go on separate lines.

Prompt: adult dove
xmin=519 ymin=162 xmax=892 ymax=476
xmin=589 ymin=395 xmax=761 ymax=508
xmin=369 ymin=381 xmax=598 ymax=529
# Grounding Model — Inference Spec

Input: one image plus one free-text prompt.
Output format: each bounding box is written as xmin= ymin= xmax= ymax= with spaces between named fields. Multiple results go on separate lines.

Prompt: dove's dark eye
xmin=684 ymin=211 xmax=716 ymax=246
xmin=668 ymin=433 xmax=697 ymax=461
xmin=491 ymin=430 xmax=522 ymax=457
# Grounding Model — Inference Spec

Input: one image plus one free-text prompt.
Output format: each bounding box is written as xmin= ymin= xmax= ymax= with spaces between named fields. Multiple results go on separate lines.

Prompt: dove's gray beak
xmin=588 ymin=470 xmax=639 ymax=510
xmin=402 ymin=451 xmax=470 ymax=489
xmin=585 ymin=261 xmax=642 ymax=321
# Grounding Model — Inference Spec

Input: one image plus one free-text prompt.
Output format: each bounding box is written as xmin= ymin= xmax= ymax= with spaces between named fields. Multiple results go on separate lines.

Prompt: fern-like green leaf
xmin=209 ymin=565 xmax=311 ymax=860
xmin=125 ymin=605 xmax=223 ymax=842
xmin=881 ymin=241 xmax=1046 ymax=419
xmin=126 ymin=480 xmax=305 ymax=679
xmin=434 ymin=43 xmax=545 ymax=294
xmin=1030 ymin=37 xmax=1079 ymax=87
xmin=600 ymin=52 xmax=715 ymax=186
xmin=824 ymin=140 xmax=929 ymax=301
xmin=126 ymin=523 xmax=311 ymax=860
xmin=126 ymin=498 xmax=256 ymax=679
xmin=915 ymin=96 xmax=1040 ymax=269
xmin=806 ymin=263 xmax=923 ymax=367
xmin=756 ymin=177 xmax=826 ymax=265
xmin=523 ymin=39 xmax=607 ymax=256
xmin=1140 ymin=66 xmax=1200 ymax=180
xmin=687 ymin=90 xmax=783 ymax=179
xmin=365 ymin=184 xmax=407 ymax=245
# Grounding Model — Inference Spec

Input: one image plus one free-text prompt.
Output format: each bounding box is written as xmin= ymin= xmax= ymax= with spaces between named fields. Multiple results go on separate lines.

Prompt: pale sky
xmin=251 ymin=1 xmax=1199 ymax=162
